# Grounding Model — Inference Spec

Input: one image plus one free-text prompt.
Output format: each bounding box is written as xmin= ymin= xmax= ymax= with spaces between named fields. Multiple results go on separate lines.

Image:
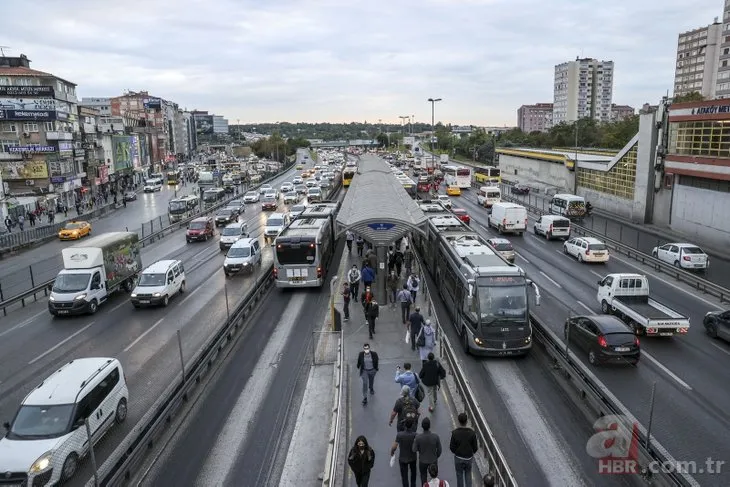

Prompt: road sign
xmin=367 ymin=222 xmax=395 ymax=231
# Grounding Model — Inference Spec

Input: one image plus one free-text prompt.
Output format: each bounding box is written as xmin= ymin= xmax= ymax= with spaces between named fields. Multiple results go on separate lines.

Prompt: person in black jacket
xmin=419 ymin=352 xmax=446 ymax=412
xmin=348 ymin=435 xmax=375 ymax=486
xmin=356 ymin=343 xmax=379 ymax=405
xmin=450 ymin=412 xmax=479 ymax=487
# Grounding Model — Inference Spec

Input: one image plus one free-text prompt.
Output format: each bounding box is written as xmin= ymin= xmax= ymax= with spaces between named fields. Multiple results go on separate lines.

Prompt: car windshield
xmin=144 ymin=179 xmax=158 ymax=185
xmin=64 ymin=222 xmax=82 ymax=230
xmin=245 ymin=192 xmax=257 ymax=197
xmin=217 ymin=210 xmax=233 ymax=216
xmin=309 ymin=189 xmax=321 ymax=194
xmin=263 ymin=197 xmax=275 ymax=203
xmin=189 ymin=222 xmax=206 ymax=230
xmin=8 ymin=404 xmax=74 ymax=439
xmin=267 ymin=218 xmax=283 ymax=227
xmin=227 ymin=247 xmax=251 ymax=258
xmin=682 ymin=246 xmax=704 ymax=255
xmin=222 ymin=227 xmax=242 ymax=236
xmin=493 ymin=242 xmax=513 ymax=251
xmin=138 ymin=273 xmax=166 ymax=286
xmin=52 ymin=273 xmax=90 ymax=293
xmin=169 ymin=201 xmax=187 ymax=211
xmin=291 ymin=205 xmax=305 ymax=213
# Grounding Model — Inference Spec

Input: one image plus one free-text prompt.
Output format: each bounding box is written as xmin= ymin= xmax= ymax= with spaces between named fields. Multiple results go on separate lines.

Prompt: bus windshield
xmin=169 ymin=200 xmax=187 ymax=213
xmin=457 ymin=168 xmax=471 ymax=176
xmin=203 ymin=192 xmax=219 ymax=202
xmin=476 ymin=276 xmax=528 ymax=323
xmin=276 ymin=241 xmax=316 ymax=265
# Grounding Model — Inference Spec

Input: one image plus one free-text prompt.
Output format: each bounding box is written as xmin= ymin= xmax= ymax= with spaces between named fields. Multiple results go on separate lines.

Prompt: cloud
xmin=0 ymin=0 xmax=721 ymax=125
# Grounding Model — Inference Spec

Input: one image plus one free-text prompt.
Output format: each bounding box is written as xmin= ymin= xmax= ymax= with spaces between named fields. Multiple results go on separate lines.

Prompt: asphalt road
xmin=0 ymin=183 xmax=197 ymax=301
xmin=0 ymin=156 xmax=314 ymax=487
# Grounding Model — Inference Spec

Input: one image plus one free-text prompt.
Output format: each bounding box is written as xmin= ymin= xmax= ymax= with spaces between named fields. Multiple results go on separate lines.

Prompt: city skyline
xmin=0 ymin=0 xmax=721 ymax=125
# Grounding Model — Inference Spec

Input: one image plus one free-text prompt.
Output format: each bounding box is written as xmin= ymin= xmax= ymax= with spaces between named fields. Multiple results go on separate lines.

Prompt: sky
xmin=0 ymin=0 xmax=723 ymax=126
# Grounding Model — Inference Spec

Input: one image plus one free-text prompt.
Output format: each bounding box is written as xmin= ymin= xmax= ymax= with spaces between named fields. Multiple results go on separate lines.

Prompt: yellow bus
xmin=343 ymin=168 xmax=356 ymax=187
xmin=473 ymin=166 xmax=501 ymax=185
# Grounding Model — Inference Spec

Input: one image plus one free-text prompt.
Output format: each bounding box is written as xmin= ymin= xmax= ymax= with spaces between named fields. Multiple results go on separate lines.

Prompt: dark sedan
xmin=225 ymin=199 xmax=245 ymax=214
xmin=704 ymin=309 xmax=730 ymax=342
xmin=564 ymin=315 xmax=640 ymax=366
xmin=261 ymin=197 xmax=278 ymax=211
xmin=510 ymin=184 xmax=530 ymax=195
xmin=123 ymin=191 xmax=137 ymax=201
xmin=215 ymin=209 xmax=238 ymax=226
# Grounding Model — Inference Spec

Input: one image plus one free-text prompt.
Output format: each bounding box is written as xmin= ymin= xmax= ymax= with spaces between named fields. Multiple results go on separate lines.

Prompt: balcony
xmin=46 ymin=131 xmax=73 ymax=141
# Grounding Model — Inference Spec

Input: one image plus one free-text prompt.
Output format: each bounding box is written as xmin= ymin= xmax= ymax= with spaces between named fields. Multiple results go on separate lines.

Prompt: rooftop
xmin=25 ymin=358 xmax=116 ymax=405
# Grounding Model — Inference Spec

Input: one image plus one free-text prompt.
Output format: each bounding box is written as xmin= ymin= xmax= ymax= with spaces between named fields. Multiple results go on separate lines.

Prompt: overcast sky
xmin=0 ymin=0 xmax=722 ymax=126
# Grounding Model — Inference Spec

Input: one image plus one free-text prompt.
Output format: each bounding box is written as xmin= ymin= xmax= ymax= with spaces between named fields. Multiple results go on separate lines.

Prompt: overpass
xmin=308 ymin=139 xmax=378 ymax=148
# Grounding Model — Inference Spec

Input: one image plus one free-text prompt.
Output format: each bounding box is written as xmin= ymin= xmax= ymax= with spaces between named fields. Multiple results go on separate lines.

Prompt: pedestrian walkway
xmin=336 ymin=246 xmax=480 ymax=487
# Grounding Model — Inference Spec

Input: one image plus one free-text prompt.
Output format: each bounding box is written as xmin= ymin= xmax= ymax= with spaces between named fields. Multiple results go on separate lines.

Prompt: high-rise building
xmin=517 ymin=103 xmax=553 ymax=133
xmin=674 ymin=21 xmax=722 ymax=99
xmin=717 ymin=0 xmax=730 ymax=98
xmin=553 ymin=58 xmax=614 ymax=124
xmin=213 ymin=115 xmax=229 ymax=134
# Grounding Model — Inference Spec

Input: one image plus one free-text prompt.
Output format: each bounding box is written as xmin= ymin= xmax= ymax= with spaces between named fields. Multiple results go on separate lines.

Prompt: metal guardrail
xmin=320 ymin=335 xmax=344 ymax=487
xmin=0 ymin=167 xmax=294 ymax=316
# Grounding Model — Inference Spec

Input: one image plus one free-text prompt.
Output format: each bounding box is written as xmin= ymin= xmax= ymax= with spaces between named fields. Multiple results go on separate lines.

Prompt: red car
xmin=261 ymin=197 xmax=278 ymax=211
xmin=186 ymin=216 xmax=215 ymax=243
xmin=452 ymin=208 xmax=470 ymax=225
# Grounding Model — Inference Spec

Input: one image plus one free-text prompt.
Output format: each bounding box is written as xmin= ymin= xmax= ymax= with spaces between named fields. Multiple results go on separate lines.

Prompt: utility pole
xmin=427 ymin=98 xmax=442 ymax=172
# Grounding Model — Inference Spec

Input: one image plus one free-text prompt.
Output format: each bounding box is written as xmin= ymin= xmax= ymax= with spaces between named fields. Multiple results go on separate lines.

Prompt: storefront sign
xmin=0 ymin=98 xmax=56 ymax=111
xmin=671 ymin=102 xmax=730 ymax=117
xmin=0 ymin=109 xmax=58 ymax=121
xmin=1 ymin=160 xmax=49 ymax=180
xmin=8 ymin=145 xmax=56 ymax=153
xmin=0 ymin=86 xmax=54 ymax=97
xmin=143 ymin=98 xmax=162 ymax=109
xmin=58 ymin=142 xmax=73 ymax=152
xmin=50 ymin=176 xmax=66 ymax=184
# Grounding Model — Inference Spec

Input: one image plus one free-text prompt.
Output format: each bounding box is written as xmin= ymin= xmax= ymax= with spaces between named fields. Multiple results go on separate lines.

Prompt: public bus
xmin=343 ymin=168 xmax=356 ymax=187
xmin=396 ymin=176 xmax=417 ymax=199
xmin=168 ymin=195 xmax=199 ymax=222
xmin=473 ymin=166 xmax=501 ymax=185
xmin=442 ymin=165 xmax=472 ymax=189
xmin=202 ymin=188 xmax=226 ymax=207
xmin=413 ymin=212 xmax=541 ymax=356
xmin=166 ymin=169 xmax=182 ymax=185
xmin=273 ymin=203 xmax=338 ymax=288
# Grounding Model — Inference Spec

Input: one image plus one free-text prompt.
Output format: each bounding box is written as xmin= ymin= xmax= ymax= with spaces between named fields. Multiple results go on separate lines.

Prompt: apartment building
xmin=553 ymin=58 xmax=614 ymax=124
xmin=674 ymin=22 xmax=722 ymax=99
xmin=610 ymin=104 xmax=636 ymax=121
xmin=717 ymin=0 xmax=730 ymax=97
xmin=517 ymin=103 xmax=553 ymax=132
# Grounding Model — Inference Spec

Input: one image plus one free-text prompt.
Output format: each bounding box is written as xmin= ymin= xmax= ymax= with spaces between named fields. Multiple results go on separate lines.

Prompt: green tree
xmin=376 ymin=132 xmax=389 ymax=147
xmin=672 ymin=92 xmax=704 ymax=103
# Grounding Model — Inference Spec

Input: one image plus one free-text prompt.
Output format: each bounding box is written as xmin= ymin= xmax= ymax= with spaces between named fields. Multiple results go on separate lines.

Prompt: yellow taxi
xmin=58 ymin=221 xmax=92 ymax=240
xmin=446 ymin=186 xmax=462 ymax=196
xmin=301 ymin=171 xmax=311 ymax=179
xmin=295 ymin=164 xmax=304 ymax=170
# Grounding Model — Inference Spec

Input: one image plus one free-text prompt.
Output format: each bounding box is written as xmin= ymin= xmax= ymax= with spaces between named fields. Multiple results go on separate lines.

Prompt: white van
xmin=264 ymin=212 xmax=290 ymax=241
xmin=488 ymin=202 xmax=527 ymax=235
xmin=143 ymin=178 xmax=163 ymax=192
xmin=477 ymin=186 xmax=501 ymax=209
xmin=219 ymin=221 xmax=249 ymax=251
xmin=130 ymin=259 xmax=186 ymax=307
xmin=223 ymin=237 xmax=262 ymax=276
xmin=0 ymin=358 xmax=129 ymax=486
xmin=549 ymin=194 xmax=586 ymax=218
xmin=534 ymin=215 xmax=571 ymax=240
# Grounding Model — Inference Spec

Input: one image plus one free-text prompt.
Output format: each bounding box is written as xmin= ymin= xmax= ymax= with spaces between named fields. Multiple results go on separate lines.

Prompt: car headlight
xmin=49 ymin=295 xmax=55 ymax=302
xmin=30 ymin=451 xmax=53 ymax=473
xmin=153 ymin=293 xmax=161 ymax=297
xmin=74 ymin=293 xmax=87 ymax=301
xmin=131 ymin=293 xmax=137 ymax=298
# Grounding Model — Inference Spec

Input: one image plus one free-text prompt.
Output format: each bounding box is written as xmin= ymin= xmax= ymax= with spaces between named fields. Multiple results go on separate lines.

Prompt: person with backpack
xmin=395 ymin=362 xmax=419 ymax=398
xmin=419 ymin=352 xmax=446 ymax=412
xmin=348 ymin=265 xmax=362 ymax=300
xmin=342 ymin=282 xmax=351 ymax=321
xmin=412 ymin=417 xmax=442 ymax=487
xmin=450 ymin=412 xmax=479 ymax=487
xmin=416 ymin=320 xmax=437 ymax=365
xmin=389 ymin=385 xmax=421 ymax=432
xmin=387 ymin=270 xmax=400 ymax=308
xmin=348 ymin=435 xmax=375 ymax=486
xmin=365 ymin=298 xmax=380 ymax=338
xmin=424 ymin=463 xmax=450 ymax=487
xmin=407 ymin=273 xmax=420 ymax=302
xmin=390 ymin=417 xmax=418 ymax=487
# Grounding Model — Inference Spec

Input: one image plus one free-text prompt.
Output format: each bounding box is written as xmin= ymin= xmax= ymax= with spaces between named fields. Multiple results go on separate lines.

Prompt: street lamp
xmin=427 ymin=98 xmax=442 ymax=171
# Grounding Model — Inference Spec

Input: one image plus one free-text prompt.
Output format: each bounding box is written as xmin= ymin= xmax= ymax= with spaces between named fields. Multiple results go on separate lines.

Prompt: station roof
xmin=335 ymin=155 xmax=428 ymax=245
xmin=496 ymin=147 xmax=613 ymax=164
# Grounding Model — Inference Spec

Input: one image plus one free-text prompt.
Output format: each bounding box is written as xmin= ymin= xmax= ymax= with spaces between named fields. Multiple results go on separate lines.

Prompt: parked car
xmin=564 ymin=315 xmax=640 ymax=366
xmin=651 ymin=243 xmax=709 ymax=271
xmin=563 ymin=237 xmax=609 ymax=263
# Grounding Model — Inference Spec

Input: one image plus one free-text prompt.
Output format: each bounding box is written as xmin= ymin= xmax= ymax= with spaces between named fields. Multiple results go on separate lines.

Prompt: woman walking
xmin=348 ymin=435 xmax=375 ymax=486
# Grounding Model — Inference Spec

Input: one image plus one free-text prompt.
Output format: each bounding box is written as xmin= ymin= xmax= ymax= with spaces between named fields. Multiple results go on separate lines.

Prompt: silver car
xmin=487 ymin=238 xmax=515 ymax=263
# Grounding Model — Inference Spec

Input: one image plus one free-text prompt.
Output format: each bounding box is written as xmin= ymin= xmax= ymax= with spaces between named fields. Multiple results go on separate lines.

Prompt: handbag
xmin=405 ymin=329 xmax=411 ymax=344
xmin=414 ymin=374 xmax=425 ymax=402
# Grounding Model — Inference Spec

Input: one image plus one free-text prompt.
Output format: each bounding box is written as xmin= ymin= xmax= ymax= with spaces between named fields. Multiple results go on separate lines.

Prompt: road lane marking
xmin=178 ymin=286 xmax=202 ymax=307
xmin=642 ymin=351 xmax=692 ymax=390
xmin=539 ymin=271 xmax=562 ymax=289
xmin=123 ymin=317 xmax=165 ymax=353
xmin=589 ymin=270 xmax=604 ymax=279
xmin=191 ymin=247 xmax=212 ymax=261
xmin=532 ymin=235 xmax=547 ymax=245
xmin=709 ymin=342 xmax=730 ymax=357
xmin=478 ymin=223 xmax=490 ymax=233
xmin=556 ymin=249 xmax=574 ymax=260
xmin=29 ymin=321 xmax=95 ymax=365
xmin=516 ymin=253 xmax=530 ymax=264
xmin=107 ymin=300 xmax=128 ymax=314
xmin=0 ymin=309 xmax=47 ymax=339
xmin=576 ymin=300 xmax=593 ymax=313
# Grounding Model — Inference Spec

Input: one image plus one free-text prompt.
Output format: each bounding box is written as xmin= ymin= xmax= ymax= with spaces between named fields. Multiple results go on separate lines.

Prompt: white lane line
xmin=539 ymin=271 xmax=563 ymax=289
xmin=107 ymin=300 xmax=128 ymax=314
xmin=589 ymin=270 xmax=604 ymax=279
xmin=555 ymin=249 xmax=574 ymax=261
xmin=0 ymin=309 xmax=47 ymax=339
xmin=478 ymin=223 xmax=490 ymax=233
xmin=196 ymin=294 xmax=306 ymax=486
xmin=642 ymin=351 xmax=692 ymax=390
xmin=190 ymin=247 xmax=212 ymax=261
xmin=29 ymin=321 xmax=95 ymax=365
xmin=709 ymin=342 xmax=730 ymax=357
xmin=516 ymin=253 xmax=530 ymax=264
xmin=178 ymin=286 xmax=202 ymax=307
xmin=609 ymin=254 xmax=719 ymax=308
xmin=576 ymin=300 xmax=594 ymax=313
xmin=123 ymin=318 xmax=165 ymax=353
xmin=532 ymin=236 xmax=547 ymax=245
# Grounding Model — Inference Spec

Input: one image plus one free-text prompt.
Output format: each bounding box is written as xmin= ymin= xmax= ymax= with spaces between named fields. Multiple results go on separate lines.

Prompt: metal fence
xmin=312 ymin=330 xmax=341 ymax=365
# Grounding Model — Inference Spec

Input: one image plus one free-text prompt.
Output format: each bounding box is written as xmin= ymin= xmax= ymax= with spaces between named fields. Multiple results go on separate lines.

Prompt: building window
xmin=0 ymin=77 xmax=9 ymax=86
xmin=1 ymin=123 xmax=17 ymax=133
xmin=669 ymin=120 xmax=730 ymax=158
xmin=44 ymin=121 xmax=56 ymax=131
xmin=0 ymin=139 xmax=20 ymax=152
xmin=22 ymin=122 xmax=39 ymax=133
xmin=576 ymin=145 xmax=638 ymax=200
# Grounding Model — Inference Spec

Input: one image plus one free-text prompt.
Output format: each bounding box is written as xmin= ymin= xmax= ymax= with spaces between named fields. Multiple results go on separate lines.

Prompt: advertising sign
xmin=1 ymin=160 xmax=49 ymax=180
xmin=195 ymin=115 xmax=214 ymax=135
xmin=58 ymin=142 xmax=73 ymax=152
xmin=8 ymin=145 xmax=55 ymax=153
xmin=98 ymin=164 xmax=109 ymax=184
xmin=112 ymin=135 xmax=134 ymax=171
xmin=0 ymin=86 xmax=54 ymax=97
xmin=0 ymin=109 xmax=57 ymax=121
xmin=143 ymin=98 xmax=162 ymax=110
xmin=0 ymin=98 xmax=56 ymax=111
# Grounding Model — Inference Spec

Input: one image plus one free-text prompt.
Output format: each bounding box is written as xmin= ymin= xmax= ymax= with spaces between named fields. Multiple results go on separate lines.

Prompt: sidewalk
xmin=337 ymin=248 xmax=480 ymax=487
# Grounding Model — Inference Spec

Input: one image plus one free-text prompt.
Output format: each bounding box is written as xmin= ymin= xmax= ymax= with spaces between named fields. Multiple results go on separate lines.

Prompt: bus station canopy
xmin=336 ymin=155 xmax=428 ymax=246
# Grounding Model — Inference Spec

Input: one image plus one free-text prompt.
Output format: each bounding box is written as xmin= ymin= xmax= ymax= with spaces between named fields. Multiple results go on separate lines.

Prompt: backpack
xmin=416 ymin=327 xmax=426 ymax=347
xmin=400 ymin=397 xmax=419 ymax=427
xmin=410 ymin=276 xmax=419 ymax=289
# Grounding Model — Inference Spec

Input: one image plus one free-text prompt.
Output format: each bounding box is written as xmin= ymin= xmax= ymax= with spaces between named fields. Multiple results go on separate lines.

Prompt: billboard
xmin=143 ymin=98 xmax=162 ymax=110
xmin=112 ymin=136 xmax=134 ymax=171
xmin=195 ymin=115 xmax=214 ymax=135
xmin=8 ymin=145 xmax=55 ymax=153
xmin=1 ymin=159 xmax=49 ymax=180
xmin=0 ymin=86 xmax=54 ymax=97
xmin=0 ymin=109 xmax=58 ymax=121
xmin=0 ymin=98 xmax=56 ymax=111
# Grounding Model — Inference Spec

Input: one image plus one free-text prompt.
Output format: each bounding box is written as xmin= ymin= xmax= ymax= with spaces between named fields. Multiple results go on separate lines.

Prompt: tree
xmin=376 ymin=132 xmax=389 ymax=148
xmin=672 ymin=91 xmax=704 ymax=103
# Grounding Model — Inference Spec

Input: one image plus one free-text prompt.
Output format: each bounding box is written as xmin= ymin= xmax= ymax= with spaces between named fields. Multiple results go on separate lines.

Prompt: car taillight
xmin=585 ymin=249 xmax=590 ymax=255
xmin=634 ymin=337 xmax=640 ymax=346
xmin=317 ymin=266 xmax=323 ymax=278
xmin=273 ymin=268 xmax=278 ymax=278
xmin=549 ymin=224 xmax=553 ymax=233
xmin=683 ymin=256 xmax=691 ymax=261
xmin=502 ymin=218 xmax=506 ymax=226
xmin=598 ymin=336 xmax=608 ymax=348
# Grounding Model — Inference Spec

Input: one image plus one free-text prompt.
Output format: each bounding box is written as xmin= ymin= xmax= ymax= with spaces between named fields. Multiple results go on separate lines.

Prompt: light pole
xmin=427 ymin=97 xmax=442 ymax=171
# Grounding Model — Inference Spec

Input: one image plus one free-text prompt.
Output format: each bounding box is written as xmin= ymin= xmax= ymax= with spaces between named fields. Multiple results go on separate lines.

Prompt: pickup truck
xmin=596 ymin=273 xmax=690 ymax=336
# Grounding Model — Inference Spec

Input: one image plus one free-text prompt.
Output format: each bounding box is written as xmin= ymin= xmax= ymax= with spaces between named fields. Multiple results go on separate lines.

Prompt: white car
xmin=563 ymin=237 xmax=609 ymax=263
xmin=243 ymin=191 xmax=259 ymax=203
xmin=292 ymin=177 xmax=303 ymax=184
xmin=651 ymin=243 xmax=709 ymax=270
xmin=281 ymin=182 xmax=294 ymax=193
xmin=283 ymin=190 xmax=299 ymax=204
xmin=306 ymin=180 xmax=317 ymax=188
xmin=437 ymin=194 xmax=452 ymax=209
xmin=259 ymin=184 xmax=273 ymax=195
xmin=264 ymin=190 xmax=277 ymax=201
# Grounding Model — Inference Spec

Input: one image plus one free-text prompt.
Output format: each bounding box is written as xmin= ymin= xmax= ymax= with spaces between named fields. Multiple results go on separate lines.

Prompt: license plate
xmin=615 ymin=347 xmax=630 ymax=352
xmin=139 ymin=300 xmax=150 ymax=304
xmin=58 ymin=310 xmax=69 ymax=314
xmin=659 ymin=332 xmax=674 ymax=336
xmin=290 ymin=280 xmax=305 ymax=285
xmin=594 ymin=253 xmax=605 ymax=256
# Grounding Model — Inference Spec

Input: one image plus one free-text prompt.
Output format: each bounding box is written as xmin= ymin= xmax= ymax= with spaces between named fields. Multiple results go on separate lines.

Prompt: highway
xmin=0 ymin=183 xmax=196 ymax=302
xmin=0 ymin=152 xmax=311 ymax=487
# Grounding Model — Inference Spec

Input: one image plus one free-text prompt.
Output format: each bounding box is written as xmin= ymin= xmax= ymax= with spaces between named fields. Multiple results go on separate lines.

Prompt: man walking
xmin=397 ymin=285 xmax=413 ymax=325
xmin=365 ymin=298 xmax=380 ymax=338
xmin=408 ymin=307 xmax=425 ymax=352
xmin=342 ymin=282 xmax=351 ymax=321
xmin=389 ymin=385 xmax=420 ymax=432
xmin=356 ymin=343 xmax=378 ymax=405
xmin=361 ymin=263 xmax=375 ymax=290
xmin=346 ymin=230 xmax=354 ymax=253
xmin=419 ymin=352 xmax=446 ymax=412
xmin=348 ymin=265 xmax=361 ymax=300
xmin=450 ymin=412 xmax=479 ymax=487
xmin=412 ymin=417 xmax=442 ymax=487
xmin=390 ymin=417 xmax=418 ymax=487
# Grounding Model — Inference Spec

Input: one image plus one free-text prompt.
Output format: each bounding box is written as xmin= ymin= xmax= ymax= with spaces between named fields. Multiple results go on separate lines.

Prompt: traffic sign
xmin=367 ymin=222 xmax=395 ymax=231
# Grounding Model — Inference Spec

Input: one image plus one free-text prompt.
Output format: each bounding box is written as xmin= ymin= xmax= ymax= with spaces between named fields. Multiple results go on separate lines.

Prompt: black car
xmin=564 ymin=315 xmax=640 ymax=366
xmin=261 ymin=197 xmax=277 ymax=211
xmin=511 ymin=184 xmax=530 ymax=195
xmin=704 ymin=310 xmax=730 ymax=342
xmin=225 ymin=200 xmax=245 ymax=214
xmin=124 ymin=191 xmax=137 ymax=201
xmin=215 ymin=209 xmax=237 ymax=226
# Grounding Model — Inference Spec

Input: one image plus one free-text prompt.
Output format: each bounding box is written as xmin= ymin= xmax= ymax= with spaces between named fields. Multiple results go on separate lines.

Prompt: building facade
xmin=80 ymin=97 xmax=112 ymax=116
xmin=517 ymin=103 xmax=553 ymax=133
xmin=717 ymin=0 xmax=730 ymax=98
xmin=610 ymin=104 xmax=636 ymax=121
xmin=213 ymin=115 xmax=229 ymax=134
xmin=553 ymin=58 xmax=614 ymax=124
xmin=110 ymin=91 xmax=169 ymax=174
xmin=674 ymin=22 xmax=722 ymax=99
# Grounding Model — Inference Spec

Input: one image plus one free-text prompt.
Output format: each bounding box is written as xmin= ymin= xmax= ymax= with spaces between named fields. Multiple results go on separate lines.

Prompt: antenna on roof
xmin=0 ymin=46 xmax=11 ymax=57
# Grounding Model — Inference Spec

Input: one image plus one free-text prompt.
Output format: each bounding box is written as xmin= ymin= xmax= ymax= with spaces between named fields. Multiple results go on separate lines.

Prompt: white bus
xmin=477 ymin=186 xmax=501 ymax=209
xmin=442 ymin=165 xmax=472 ymax=189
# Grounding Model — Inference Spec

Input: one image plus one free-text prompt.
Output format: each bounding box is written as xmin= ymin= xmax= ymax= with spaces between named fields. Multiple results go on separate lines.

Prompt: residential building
xmin=717 ymin=0 xmax=730 ymax=98
xmin=517 ymin=103 xmax=553 ymax=133
xmin=553 ymin=58 xmax=614 ymax=124
xmin=0 ymin=53 xmax=81 ymax=216
xmin=674 ymin=21 xmax=722 ymax=99
xmin=610 ymin=104 xmax=636 ymax=121
xmin=213 ymin=115 xmax=229 ymax=134
xmin=80 ymin=97 xmax=112 ymax=116
xmin=110 ymin=91 xmax=168 ymax=174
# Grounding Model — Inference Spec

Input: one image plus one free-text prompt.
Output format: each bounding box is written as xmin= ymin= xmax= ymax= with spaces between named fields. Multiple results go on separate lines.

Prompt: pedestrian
xmin=361 ymin=285 xmax=373 ymax=321
xmin=357 ymin=343 xmax=378 ymax=405
xmin=408 ymin=307 xmax=425 ymax=351
xmin=395 ymin=362 xmax=420 ymax=397
xmin=416 ymin=319 xmax=437 ymax=365
xmin=450 ymin=412 xmax=479 ymax=487
xmin=367 ymin=248 xmax=378 ymax=274
xmin=17 ymin=214 xmax=24 ymax=231
xmin=390 ymin=417 xmax=418 ymax=487
xmin=348 ymin=265 xmax=361 ymax=299
xmin=347 ymin=435 xmax=375 ymax=487
xmin=387 ymin=270 xmax=399 ymax=308
xmin=356 ymin=236 xmax=365 ymax=257
xmin=389 ymin=385 xmax=420 ymax=432
xmin=27 ymin=211 xmax=35 ymax=227
xmin=387 ymin=246 xmax=396 ymax=273
xmin=397 ymin=284 xmax=414 ymax=325
xmin=425 ymin=463 xmax=450 ymax=487
xmin=346 ymin=230 xmax=354 ymax=253
xmin=361 ymin=263 xmax=375 ymax=290
xmin=413 ymin=417 xmax=442 ymax=487
xmin=395 ymin=247 xmax=404 ymax=276
xmin=342 ymin=282 xmax=351 ymax=321
xmin=407 ymin=272 xmax=420 ymax=302
xmin=404 ymin=246 xmax=414 ymax=276
xmin=419 ymin=353 xmax=446 ymax=412
xmin=4 ymin=216 xmax=12 ymax=232
xmin=482 ymin=474 xmax=495 ymax=486
xmin=365 ymin=298 xmax=380 ymax=338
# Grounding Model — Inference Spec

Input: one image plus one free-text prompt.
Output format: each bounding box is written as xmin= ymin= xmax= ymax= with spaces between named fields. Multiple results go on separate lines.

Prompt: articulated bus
xmin=414 ymin=212 xmax=541 ymax=356
xmin=442 ymin=165 xmax=472 ymax=189
xmin=166 ymin=169 xmax=182 ymax=185
xmin=343 ymin=168 xmax=356 ymax=187
xmin=474 ymin=166 xmax=501 ymax=185
xmin=273 ymin=203 xmax=338 ymax=288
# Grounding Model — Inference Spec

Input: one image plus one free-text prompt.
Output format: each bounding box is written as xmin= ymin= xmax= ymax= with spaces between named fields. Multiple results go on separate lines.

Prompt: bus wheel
xmin=462 ymin=328 xmax=471 ymax=355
